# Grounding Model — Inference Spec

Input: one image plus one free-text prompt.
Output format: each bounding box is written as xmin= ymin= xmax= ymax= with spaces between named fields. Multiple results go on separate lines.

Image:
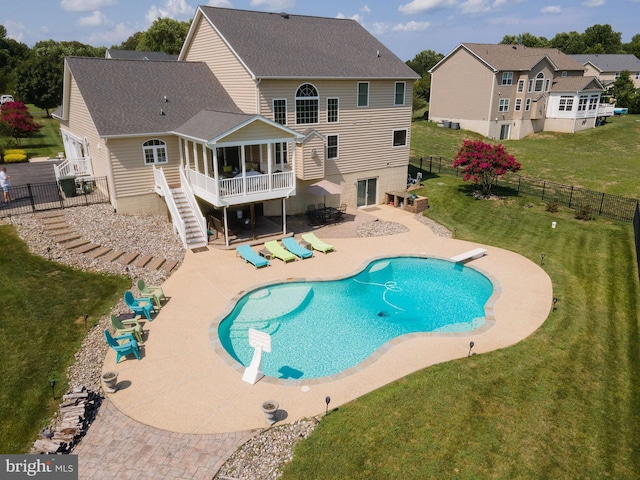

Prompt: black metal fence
xmin=0 ymin=177 xmax=110 ymax=218
xmin=413 ymin=155 xmax=640 ymax=223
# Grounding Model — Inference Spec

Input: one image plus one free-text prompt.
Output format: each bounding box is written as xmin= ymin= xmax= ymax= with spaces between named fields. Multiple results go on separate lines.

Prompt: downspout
xmin=255 ymin=78 xmax=262 ymax=115
xmin=103 ymin=138 xmax=117 ymax=210
xmin=487 ymin=72 xmax=497 ymax=138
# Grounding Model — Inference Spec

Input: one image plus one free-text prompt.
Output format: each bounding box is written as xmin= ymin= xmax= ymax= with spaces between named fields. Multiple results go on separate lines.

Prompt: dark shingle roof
xmin=569 ymin=54 xmax=640 ymax=72
xmin=550 ymin=76 xmax=604 ymax=93
xmin=173 ymin=110 xmax=253 ymax=142
xmin=455 ymin=43 xmax=585 ymax=72
xmin=65 ymin=57 xmax=242 ymax=137
xmin=105 ymin=49 xmax=178 ymax=61
xmin=197 ymin=6 xmax=419 ymax=79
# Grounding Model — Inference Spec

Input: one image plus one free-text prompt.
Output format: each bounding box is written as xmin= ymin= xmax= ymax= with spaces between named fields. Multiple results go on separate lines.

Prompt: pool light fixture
xmin=325 ymin=396 xmax=331 ymax=415
xmin=468 ymin=341 xmax=475 ymax=357
xmin=540 ymin=253 xmax=545 ymax=265
xmin=553 ymin=297 xmax=558 ymax=311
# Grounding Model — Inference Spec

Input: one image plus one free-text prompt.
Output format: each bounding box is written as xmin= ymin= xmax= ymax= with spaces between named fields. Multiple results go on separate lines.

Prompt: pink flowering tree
xmin=0 ymin=101 xmax=42 ymax=146
xmin=453 ymin=140 xmax=521 ymax=195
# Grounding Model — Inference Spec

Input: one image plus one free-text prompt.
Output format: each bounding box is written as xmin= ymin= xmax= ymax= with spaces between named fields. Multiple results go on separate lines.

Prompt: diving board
xmin=450 ymin=248 xmax=487 ymax=263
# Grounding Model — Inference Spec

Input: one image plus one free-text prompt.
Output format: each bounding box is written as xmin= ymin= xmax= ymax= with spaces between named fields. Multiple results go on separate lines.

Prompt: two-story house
xmin=428 ymin=43 xmax=605 ymax=140
xmin=54 ymin=6 xmax=419 ymax=247
xmin=570 ymin=54 xmax=640 ymax=89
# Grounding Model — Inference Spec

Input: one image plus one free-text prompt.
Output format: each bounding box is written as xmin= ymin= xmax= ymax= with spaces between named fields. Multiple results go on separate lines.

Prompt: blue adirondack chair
xmin=124 ymin=290 xmax=156 ymax=320
xmin=104 ymin=330 xmax=140 ymax=363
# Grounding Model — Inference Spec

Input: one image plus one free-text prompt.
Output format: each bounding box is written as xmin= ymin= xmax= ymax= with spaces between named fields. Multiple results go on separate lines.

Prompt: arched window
xmin=534 ymin=72 xmax=545 ymax=92
xmin=295 ymin=84 xmax=319 ymax=125
xmin=142 ymin=139 xmax=167 ymax=165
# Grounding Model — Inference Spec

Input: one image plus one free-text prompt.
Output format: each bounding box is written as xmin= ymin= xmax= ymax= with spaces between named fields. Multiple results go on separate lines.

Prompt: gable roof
xmin=191 ymin=6 xmax=419 ymax=80
xmin=550 ymin=76 xmax=604 ymax=93
xmin=105 ymin=49 xmax=179 ymax=61
xmin=63 ymin=57 xmax=242 ymax=137
xmin=569 ymin=54 xmax=640 ymax=73
xmin=431 ymin=43 xmax=585 ymax=73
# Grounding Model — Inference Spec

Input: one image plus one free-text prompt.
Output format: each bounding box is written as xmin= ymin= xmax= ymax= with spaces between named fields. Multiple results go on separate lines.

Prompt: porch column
xmin=282 ymin=197 xmax=287 ymax=235
xmin=192 ymin=141 xmax=200 ymax=174
xmin=179 ymin=138 xmax=185 ymax=170
xmin=184 ymin=141 xmax=191 ymax=173
xmin=211 ymin=146 xmax=220 ymax=197
xmin=241 ymin=145 xmax=247 ymax=196
xmin=267 ymin=142 xmax=273 ymax=191
xmin=202 ymin=144 xmax=209 ymax=177
xmin=223 ymin=206 xmax=229 ymax=247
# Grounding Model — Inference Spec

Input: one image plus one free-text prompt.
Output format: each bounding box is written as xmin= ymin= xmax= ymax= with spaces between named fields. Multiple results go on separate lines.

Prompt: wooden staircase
xmin=170 ymin=187 xmax=207 ymax=249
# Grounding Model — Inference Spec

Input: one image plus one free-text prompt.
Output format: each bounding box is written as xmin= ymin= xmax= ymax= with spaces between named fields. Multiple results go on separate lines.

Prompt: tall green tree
xmin=548 ymin=31 xmax=586 ymax=54
xmin=406 ymin=49 xmax=444 ymax=111
xmin=582 ymin=24 xmax=623 ymax=54
xmin=622 ymin=34 xmax=640 ymax=57
xmin=15 ymin=40 xmax=104 ymax=116
xmin=113 ymin=31 xmax=144 ymax=51
xmin=137 ymin=18 xmax=190 ymax=55
xmin=500 ymin=33 xmax=549 ymax=48
xmin=0 ymin=25 xmax=30 ymax=96
xmin=610 ymin=70 xmax=640 ymax=113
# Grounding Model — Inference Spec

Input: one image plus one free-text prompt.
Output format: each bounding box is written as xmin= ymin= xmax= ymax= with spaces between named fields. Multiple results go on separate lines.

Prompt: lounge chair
xmin=110 ymin=313 xmax=144 ymax=343
xmin=236 ymin=245 xmax=270 ymax=268
xmin=104 ymin=330 xmax=140 ymax=363
xmin=137 ymin=279 xmax=166 ymax=308
xmin=124 ymin=290 xmax=156 ymax=320
xmin=264 ymin=240 xmax=297 ymax=262
xmin=301 ymin=232 xmax=335 ymax=253
xmin=282 ymin=237 xmax=313 ymax=259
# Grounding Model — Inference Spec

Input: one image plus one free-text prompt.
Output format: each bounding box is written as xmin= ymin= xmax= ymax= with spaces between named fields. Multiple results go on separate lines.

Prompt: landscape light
xmin=325 ymin=396 xmax=331 ymax=415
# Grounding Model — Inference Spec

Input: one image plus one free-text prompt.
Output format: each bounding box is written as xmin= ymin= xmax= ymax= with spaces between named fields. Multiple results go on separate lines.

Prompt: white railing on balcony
xmin=179 ymin=168 xmax=206 ymax=241
xmin=597 ymin=103 xmax=615 ymax=116
xmin=153 ymin=166 xmax=187 ymax=248
xmin=53 ymin=156 xmax=92 ymax=181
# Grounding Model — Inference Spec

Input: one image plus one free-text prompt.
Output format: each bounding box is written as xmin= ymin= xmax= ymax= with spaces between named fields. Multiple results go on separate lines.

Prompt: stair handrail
xmin=180 ymin=168 xmax=207 ymax=243
xmin=153 ymin=166 xmax=187 ymax=247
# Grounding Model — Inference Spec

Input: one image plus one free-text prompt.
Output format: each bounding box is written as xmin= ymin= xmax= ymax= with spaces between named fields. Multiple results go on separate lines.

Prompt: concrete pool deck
xmin=100 ymin=204 xmax=553 ymax=434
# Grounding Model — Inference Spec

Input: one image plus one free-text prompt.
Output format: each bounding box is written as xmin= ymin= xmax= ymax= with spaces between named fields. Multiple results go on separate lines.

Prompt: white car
xmin=0 ymin=95 xmax=14 ymax=104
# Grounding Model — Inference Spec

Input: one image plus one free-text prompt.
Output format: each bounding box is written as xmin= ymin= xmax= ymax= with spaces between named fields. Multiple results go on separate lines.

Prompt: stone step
xmin=147 ymin=257 xmax=166 ymax=270
xmin=103 ymin=250 xmax=125 ymax=262
xmin=37 ymin=212 xmax=66 ymax=220
xmin=53 ymin=233 xmax=81 ymax=244
xmin=43 ymin=222 xmax=69 ymax=231
xmin=43 ymin=217 xmax=67 ymax=225
xmin=161 ymin=259 xmax=179 ymax=273
xmin=86 ymin=247 xmax=112 ymax=259
xmin=118 ymin=252 xmax=139 ymax=266
xmin=133 ymin=254 xmax=153 ymax=268
xmin=65 ymin=239 xmax=90 ymax=249
xmin=74 ymin=243 xmax=100 ymax=254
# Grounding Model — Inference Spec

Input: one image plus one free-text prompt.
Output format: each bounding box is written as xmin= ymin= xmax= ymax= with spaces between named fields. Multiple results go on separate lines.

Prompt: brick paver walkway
xmin=74 ymin=399 xmax=254 ymax=479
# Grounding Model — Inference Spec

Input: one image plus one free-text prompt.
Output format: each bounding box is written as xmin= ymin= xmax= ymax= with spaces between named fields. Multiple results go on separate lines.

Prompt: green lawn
xmin=410 ymin=114 xmax=640 ymax=198
xmin=281 ymin=176 xmax=640 ymax=479
xmin=0 ymin=225 xmax=129 ymax=453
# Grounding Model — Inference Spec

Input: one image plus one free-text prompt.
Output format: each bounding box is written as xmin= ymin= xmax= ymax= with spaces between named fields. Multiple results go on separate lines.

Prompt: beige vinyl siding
xmin=219 ymin=121 xmax=294 ymax=144
xmin=258 ymin=79 xmax=412 ymax=177
xmin=107 ymin=136 xmax=181 ymax=198
xmin=296 ymin=137 xmax=325 ymax=180
xmin=181 ymin=15 xmax=257 ymax=113
xmin=430 ymin=48 xmax=494 ymax=122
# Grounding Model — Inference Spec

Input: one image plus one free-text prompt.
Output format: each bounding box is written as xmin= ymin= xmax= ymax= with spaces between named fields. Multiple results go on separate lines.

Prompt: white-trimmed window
xmin=327 ymin=97 xmax=339 ymax=123
xmin=357 ymin=82 xmax=369 ymax=107
xmin=588 ymin=96 xmax=599 ymax=110
xmin=525 ymin=98 xmax=531 ymax=111
xmin=273 ymin=99 xmax=287 ymax=125
xmin=559 ymin=95 xmax=574 ymax=111
xmin=534 ymin=73 xmax=545 ymax=92
xmin=392 ymin=129 xmax=407 ymax=147
xmin=327 ymin=135 xmax=339 ymax=159
xmin=394 ymin=82 xmax=406 ymax=106
xmin=295 ymin=84 xmax=319 ymax=124
xmin=615 ymin=72 xmax=621 ymax=79
xmin=544 ymin=79 xmax=550 ymax=91
xmin=501 ymin=72 xmax=513 ymax=85
xmin=635 ymin=72 xmax=640 ymax=80
xmin=274 ymin=142 xmax=288 ymax=164
xmin=515 ymin=98 xmax=522 ymax=111
xmin=517 ymin=80 xmax=525 ymax=92
xmin=143 ymin=139 xmax=167 ymax=165
xmin=498 ymin=98 xmax=510 ymax=112
xmin=561 ymin=71 xmax=568 ymax=77
xmin=578 ymin=95 xmax=588 ymax=111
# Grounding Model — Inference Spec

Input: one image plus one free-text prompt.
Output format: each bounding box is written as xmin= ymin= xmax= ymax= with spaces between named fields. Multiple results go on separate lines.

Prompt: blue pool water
xmin=218 ymin=257 xmax=493 ymax=380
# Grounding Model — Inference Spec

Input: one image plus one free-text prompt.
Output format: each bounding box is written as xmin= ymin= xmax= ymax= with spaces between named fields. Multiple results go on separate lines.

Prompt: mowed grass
xmin=281 ymin=175 xmax=640 ymax=479
xmin=410 ymin=114 xmax=640 ymax=198
xmin=0 ymin=225 xmax=129 ymax=453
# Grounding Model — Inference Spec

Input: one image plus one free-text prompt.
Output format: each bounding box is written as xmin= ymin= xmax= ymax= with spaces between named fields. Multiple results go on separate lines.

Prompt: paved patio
xmin=74 ymin=205 xmax=553 ymax=478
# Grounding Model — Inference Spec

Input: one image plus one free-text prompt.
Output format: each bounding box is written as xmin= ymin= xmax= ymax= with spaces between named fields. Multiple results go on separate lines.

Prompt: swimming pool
xmin=217 ymin=256 xmax=494 ymax=380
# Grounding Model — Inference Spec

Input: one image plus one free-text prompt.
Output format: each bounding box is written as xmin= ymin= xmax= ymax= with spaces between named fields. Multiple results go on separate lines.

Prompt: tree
xmin=610 ymin=70 xmax=640 ymax=113
xmin=500 ymin=33 xmax=549 ymax=48
xmin=0 ymin=25 xmax=30 ymax=95
xmin=622 ymin=34 xmax=640 ymax=58
xmin=113 ymin=31 xmax=144 ymax=51
xmin=406 ymin=49 xmax=444 ymax=109
xmin=0 ymin=101 xmax=41 ymax=146
xmin=137 ymin=18 xmax=190 ymax=55
xmin=453 ymin=140 xmax=521 ymax=195
xmin=548 ymin=31 xmax=586 ymax=54
xmin=582 ymin=24 xmax=623 ymax=54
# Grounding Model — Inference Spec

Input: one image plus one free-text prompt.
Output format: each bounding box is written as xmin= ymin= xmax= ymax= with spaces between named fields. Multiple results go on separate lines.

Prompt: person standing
xmin=0 ymin=167 xmax=12 ymax=202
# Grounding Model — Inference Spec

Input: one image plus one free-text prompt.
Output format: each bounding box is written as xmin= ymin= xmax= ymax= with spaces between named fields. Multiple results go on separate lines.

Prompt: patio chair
xmin=301 ymin=232 xmax=335 ymax=253
xmin=236 ymin=244 xmax=270 ymax=268
xmin=137 ymin=279 xmax=166 ymax=308
xmin=124 ymin=290 xmax=156 ymax=320
xmin=282 ymin=237 xmax=313 ymax=259
xmin=110 ymin=313 xmax=144 ymax=343
xmin=104 ymin=330 xmax=140 ymax=363
xmin=264 ymin=240 xmax=297 ymax=262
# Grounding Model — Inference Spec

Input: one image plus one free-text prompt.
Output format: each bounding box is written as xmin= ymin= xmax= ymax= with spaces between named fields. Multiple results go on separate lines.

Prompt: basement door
xmin=356 ymin=178 xmax=377 ymax=207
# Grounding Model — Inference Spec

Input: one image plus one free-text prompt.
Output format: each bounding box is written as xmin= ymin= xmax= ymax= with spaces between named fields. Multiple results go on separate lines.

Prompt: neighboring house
xmin=105 ymin=49 xmax=179 ymax=61
xmin=569 ymin=54 xmax=640 ymax=89
xmin=429 ymin=43 xmax=607 ymax=140
xmin=54 ymin=7 xmax=419 ymax=247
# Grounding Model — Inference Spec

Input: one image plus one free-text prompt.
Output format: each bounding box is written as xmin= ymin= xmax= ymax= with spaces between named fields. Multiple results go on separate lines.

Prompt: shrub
xmin=3 ymin=148 xmax=27 ymax=163
xmin=575 ymin=204 xmax=594 ymax=221
xmin=545 ymin=199 xmax=560 ymax=213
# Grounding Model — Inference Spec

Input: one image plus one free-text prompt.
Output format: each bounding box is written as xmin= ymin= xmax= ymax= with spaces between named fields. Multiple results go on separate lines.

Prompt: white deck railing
xmin=53 ymin=157 xmax=92 ymax=180
xmin=180 ymin=168 xmax=206 ymax=241
xmin=153 ymin=166 xmax=187 ymax=248
xmin=597 ymin=103 xmax=615 ymax=116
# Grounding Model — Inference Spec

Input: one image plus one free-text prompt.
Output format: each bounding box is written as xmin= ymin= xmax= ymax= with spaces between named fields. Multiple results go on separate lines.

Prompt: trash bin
xmin=442 ymin=120 xmax=451 ymax=128
xmin=58 ymin=175 xmax=76 ymax=197
xmin=451 ymin=122 xmax=460 ymax=130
